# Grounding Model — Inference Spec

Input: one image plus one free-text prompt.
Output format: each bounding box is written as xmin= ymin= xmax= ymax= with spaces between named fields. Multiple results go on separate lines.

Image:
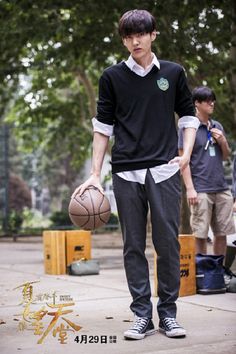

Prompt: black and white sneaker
xmin=124 ymin=316 xmax=156 ymax=340
xmin=159 ymin=318 xmax=186 ymax=338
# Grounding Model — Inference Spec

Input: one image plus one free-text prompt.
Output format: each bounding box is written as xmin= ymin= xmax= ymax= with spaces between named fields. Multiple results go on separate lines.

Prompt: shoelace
xmin=132 ymin=317 xmax=149 ymax=331
xmin=163 ymin=318 xmax=180 ymax=329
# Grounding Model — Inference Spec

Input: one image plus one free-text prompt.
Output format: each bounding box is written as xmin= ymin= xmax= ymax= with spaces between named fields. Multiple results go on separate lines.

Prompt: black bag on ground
xmin=67 ymin=259 xmax=100 ymax=276
xmin=224 ymin=267 xmax=236 ymax=293
xmin=195 ymin=254 xmax=226 ymax=294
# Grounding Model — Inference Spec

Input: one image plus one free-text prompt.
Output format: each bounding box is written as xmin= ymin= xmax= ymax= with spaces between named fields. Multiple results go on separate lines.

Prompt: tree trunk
xmin=76 ymin=69 xmax=97 ymax=117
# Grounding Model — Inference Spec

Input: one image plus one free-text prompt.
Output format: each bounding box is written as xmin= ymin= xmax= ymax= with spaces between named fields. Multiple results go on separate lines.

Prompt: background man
xmin=179 ymin=86 xmax=235 ymax=260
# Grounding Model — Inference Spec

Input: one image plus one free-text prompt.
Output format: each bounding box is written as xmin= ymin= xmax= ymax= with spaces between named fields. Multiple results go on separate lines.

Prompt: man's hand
xmin=210 ymin=127 xmax=230 ymax=160
xmin=210 ymin=128 xmax=226 ymax=145
xmin=169 ymin=154 xmax=190 ymax=172
xmin=71 ymin=175 xmax=104 ymax=199
xmin=186 ymin=187 xmax=198 ymax=205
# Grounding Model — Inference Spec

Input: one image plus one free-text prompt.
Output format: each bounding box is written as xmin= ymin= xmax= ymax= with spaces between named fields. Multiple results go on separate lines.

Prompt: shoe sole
xmin=124 ymin=328 xmax=157 ymax=340
xmin=159 ymin=327 xmax=186 ymax=338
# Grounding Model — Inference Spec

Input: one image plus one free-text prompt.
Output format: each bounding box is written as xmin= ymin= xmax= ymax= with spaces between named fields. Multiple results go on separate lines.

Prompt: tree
xmin=0 ymin=174 xmax=32 ymax=212
xmin=2 ymin=1 xmax=236 ymax=140
xmin=0 ymin=0 xmax=235 ymax=217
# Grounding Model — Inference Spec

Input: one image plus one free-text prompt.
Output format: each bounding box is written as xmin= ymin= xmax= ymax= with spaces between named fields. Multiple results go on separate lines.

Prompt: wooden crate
xmin=154 ymin=234 xmax=196 ymax=297
xmin=43 ymin=230 xmax=66 ymax=275
xmin=66 ymin=230 xmax=91 ymax=266
xmin=43 ymin=230 xmax=91 ymax=275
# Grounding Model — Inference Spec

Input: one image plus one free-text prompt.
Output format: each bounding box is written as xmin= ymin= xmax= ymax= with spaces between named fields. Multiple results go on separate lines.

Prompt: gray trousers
xmin=112 ymin=169 xmax=181 ymax=319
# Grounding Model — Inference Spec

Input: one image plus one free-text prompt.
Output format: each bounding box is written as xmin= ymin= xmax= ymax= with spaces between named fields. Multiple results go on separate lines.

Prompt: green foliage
xmin=21 ymin=208 xmax=51 ymax=229
xmin=50 ymin=210 xmax=72 ymax=227
xmin=8 ymin=210 xmax=23 ymax=233
xmin=0 ymin=0 xmax=236 ymax=205
xmin=1 ymin=1 xmax=235 ymax=134
xmin=108 ymin=213 xmax=119 ymax=226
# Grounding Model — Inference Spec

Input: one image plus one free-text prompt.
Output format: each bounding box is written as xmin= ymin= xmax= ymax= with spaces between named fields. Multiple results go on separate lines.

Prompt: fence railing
xmin=0 ymin=222 xmax=121 ymax=240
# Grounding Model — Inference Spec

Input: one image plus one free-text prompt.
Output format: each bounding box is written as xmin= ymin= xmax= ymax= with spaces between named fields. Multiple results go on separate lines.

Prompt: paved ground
xmin=0 ymin=232 xmax=235 ymax=354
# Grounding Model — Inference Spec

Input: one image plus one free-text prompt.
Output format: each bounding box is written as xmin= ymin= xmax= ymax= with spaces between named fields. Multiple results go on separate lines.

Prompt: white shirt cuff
xmin=92 ymin=117 xmax=114 ymax=136
xmin=178 ymin=116 xmax=200 ymax=129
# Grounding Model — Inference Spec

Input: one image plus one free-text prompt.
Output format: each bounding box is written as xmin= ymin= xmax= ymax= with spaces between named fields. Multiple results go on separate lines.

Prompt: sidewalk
xmin=0 ymin=233 xmax=236 ymax=354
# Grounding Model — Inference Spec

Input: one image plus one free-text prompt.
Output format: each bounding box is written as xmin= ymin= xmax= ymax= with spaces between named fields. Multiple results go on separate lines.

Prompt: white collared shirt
xmin=92 ymin=54 xmax=199 ymax=184
xmin=125 ymin=53 xmax=160 ymax=77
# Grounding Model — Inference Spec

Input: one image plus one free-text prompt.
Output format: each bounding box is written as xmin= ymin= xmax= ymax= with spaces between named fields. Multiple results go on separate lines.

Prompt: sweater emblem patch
xmin=157 ymin=78 xmax=169 ymax=91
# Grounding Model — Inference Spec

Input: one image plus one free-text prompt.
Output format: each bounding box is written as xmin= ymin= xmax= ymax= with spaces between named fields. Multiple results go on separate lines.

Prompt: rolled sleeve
xmin=178 ymin=116 xmax=200 ymax=129
xmin=92 ymin=117 xmax=114 ymax=136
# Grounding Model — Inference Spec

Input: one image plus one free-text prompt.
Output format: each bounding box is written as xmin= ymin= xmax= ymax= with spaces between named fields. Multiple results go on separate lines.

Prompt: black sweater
xmin=96 ymin=60 xmax=195 ymax=173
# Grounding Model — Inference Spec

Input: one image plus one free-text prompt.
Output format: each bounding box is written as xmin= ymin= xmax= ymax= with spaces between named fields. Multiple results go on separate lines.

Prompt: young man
xmin=179 ymin=86 xmax=235 ymax=258
xmin=74 ymin=10 xmax=199 ymax=339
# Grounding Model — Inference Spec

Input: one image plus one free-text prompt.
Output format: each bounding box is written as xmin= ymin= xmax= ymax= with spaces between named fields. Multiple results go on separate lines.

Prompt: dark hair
xmin=192 ymin=86 xmax=216 ymax=104
xmin=118 ymin=9 xmax=156 ymax=38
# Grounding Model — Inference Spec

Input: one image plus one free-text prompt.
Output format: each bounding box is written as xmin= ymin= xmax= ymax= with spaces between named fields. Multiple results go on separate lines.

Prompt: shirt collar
xmin=125 ymin=53 xmax=160 ymax=71
xmin=199 ymin=118 xmax=214 ymax=129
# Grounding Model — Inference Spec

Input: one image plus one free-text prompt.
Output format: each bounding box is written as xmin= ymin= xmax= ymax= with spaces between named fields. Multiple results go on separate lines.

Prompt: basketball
xmin=68 ymin=185 xmax=111 ymax=230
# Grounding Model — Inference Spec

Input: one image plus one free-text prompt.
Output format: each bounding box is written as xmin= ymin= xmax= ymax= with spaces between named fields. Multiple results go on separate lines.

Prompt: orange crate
xmin=65 ymin=230 xmax=91 ymax=266
xmin=43 ymin=230 xmax=66 ymax=275
xmin=154 ymin=234 xmax=196 ymax=297
xmin=43 ymin=230 xmax=91 ymax=275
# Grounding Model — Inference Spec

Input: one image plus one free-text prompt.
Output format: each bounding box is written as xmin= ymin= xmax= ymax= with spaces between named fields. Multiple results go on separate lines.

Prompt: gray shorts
xmin=190 ymin=190 xmax=235 ymax=239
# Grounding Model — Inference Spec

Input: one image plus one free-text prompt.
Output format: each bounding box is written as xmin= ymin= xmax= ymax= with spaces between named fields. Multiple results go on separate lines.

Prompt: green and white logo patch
xmin=157 ymin=78 xmax=169 ymax=91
